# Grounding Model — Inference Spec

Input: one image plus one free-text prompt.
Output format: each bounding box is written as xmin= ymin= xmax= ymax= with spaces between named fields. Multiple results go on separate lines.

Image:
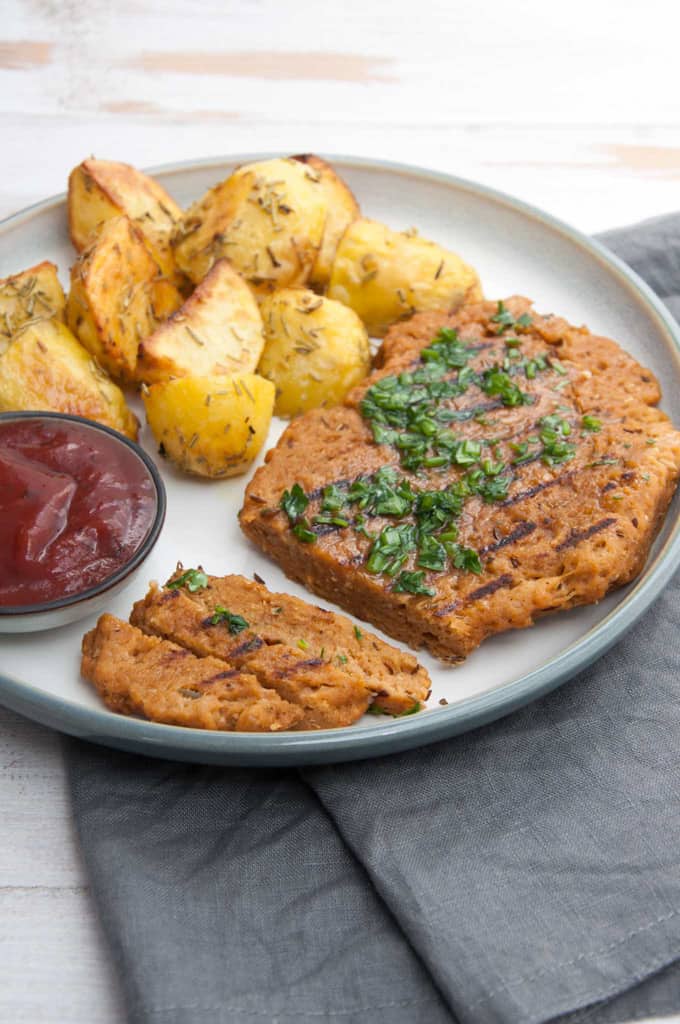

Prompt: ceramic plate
xmin=2 ymin=155 xmax=680 ymax=766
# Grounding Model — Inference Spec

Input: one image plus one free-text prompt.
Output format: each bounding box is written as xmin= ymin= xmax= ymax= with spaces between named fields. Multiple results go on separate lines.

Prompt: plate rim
xmin=1 ymin=152 xmax=680 ymax=765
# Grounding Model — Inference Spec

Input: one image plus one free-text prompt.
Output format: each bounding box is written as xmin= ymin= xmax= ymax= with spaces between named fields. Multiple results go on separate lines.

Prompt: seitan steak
xmin=81 ymin=615 xmax=304 ymax=732
xmin=240 ymin=296 xmax=680 ymax=661
xmin=130 ymin=572 xmax=429 ymax=717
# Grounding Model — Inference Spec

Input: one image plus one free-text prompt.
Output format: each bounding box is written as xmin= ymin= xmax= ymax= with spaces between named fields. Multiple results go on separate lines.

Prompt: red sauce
xmin=0 ymin=419 xmax=157 ymax=608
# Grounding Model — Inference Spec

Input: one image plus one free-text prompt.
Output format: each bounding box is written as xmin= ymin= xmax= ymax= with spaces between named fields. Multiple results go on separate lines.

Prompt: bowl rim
xmin=0 ymin=410 xmax=166 ymax=616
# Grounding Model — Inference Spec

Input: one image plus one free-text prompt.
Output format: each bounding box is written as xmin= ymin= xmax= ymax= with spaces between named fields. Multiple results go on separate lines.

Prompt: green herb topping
xmin=208 ymin=606 xmax=250 ymax=634
xmin=275 ymin=310 xmax=596 ymax=592
xmin=538 ymin=414 xmax=576 ymax=466
xmin=366 ymin=700 xmax=423 ymax=718
xmin=393 ymin=571 xmax=435 ymax=596
xmin=167 ymin=568 xmax=209 ymax=592
xmin=396 ymin=701 xmax=423 ymax=717
xmin=490 ymin=300 xmax=533 ymax=334
xmin=357 ymin=325 xmax=555 ymax=473
xmin=280 ymin=483 xmax=309 ymax=522
xmin=280 ymin=483 xmax=316 ymax=543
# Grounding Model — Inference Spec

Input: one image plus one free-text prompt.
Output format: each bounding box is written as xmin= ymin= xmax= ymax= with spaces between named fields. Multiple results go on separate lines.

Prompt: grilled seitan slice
xmin=81 ymin=615 xmax=303 ymax=732
xmin=131 ymin=573 xmax=429 ymax=716
xmin=240 ymin=296 xmax=680 ymax=661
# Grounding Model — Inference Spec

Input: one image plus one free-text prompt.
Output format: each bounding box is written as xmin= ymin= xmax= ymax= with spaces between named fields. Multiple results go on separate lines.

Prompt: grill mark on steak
xmin=434 ymin=599 xmax=461 ymax=618
xmin=161 ymin=648 xmax=190 ymax=662
xmin=465 ymin=573 xmax=514 ymax=603
xmin=228 ymin=635 xmax=264 ymax=658
xmin=438 ymin=399 xmax=505 ymax=423
xmin=199 ymin=669 xmax=241 ymax=685
xmin=276 ymin=657 xmax=325 ymax=677
xmin=555 ymin=517 xmax=617 ymax=552
xmin=501 ymin=468 xmax=578 ymax=507
xmin=480 ymin=521 xmax=536 ymax=555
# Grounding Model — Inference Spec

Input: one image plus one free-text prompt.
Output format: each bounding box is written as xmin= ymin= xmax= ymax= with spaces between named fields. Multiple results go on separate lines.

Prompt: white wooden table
xmin=2 ymin=0 xmax=680 ymax=1020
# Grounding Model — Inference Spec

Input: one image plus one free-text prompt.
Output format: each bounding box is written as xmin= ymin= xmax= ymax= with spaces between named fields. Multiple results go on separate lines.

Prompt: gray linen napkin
xmin=66 ymin=215 xmax=680 ymax=1024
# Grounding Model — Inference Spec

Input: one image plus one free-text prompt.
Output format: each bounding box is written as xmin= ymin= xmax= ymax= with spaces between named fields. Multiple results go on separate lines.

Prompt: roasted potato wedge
xmin=143 ymin=372 xmax=274 ymax=478
xmin=292 ymin=154 xmax=360 ymax=288
xmin=137 ymin=259 xmax=264 ymax=384
xmin=0 ymin=319 xmax=138 ymax=438
xmin=66 ymin=216 xmax=183 ymax=382
xmin=258 ymin=288 xmax=370 ymax=417
xmin=172 ymin=157 xmax=327 ymax=294
xmin=0 ymin=261 xmax=65 ymax=348
xmin=68 ymin=158 xmax=185 ymax=287
xmin=327 ymin=218 xmax=482 ymax=337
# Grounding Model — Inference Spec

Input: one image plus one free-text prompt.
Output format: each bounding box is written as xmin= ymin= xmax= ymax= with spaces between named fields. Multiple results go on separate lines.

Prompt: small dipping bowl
xmin=0 ymin=412 xmax=166 ymax=633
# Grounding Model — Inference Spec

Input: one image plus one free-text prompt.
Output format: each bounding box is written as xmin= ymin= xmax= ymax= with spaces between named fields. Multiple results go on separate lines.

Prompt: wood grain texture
xmin=0 ymin=40 xmax=52 ymax=69
xmin=127 ymin=50 xmax=396 ymax=82
xmin=2 ymin=0 xmax=680 ymax=1021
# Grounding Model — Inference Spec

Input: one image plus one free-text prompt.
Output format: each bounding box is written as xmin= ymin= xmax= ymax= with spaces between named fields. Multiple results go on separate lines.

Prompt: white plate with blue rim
xmin=1 ymin=154 xmax=680 ymax=765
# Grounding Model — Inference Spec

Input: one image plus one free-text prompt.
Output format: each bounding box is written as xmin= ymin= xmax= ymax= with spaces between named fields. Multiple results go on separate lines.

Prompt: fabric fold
xmin=66 ymin=742 xmax=453 ymax=1024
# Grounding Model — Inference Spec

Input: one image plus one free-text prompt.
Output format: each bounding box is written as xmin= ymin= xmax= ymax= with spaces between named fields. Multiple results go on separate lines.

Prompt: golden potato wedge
xmin=143 ymin=373 xmax=274 ymax=478
xmin=0 ymin=319 xmax=138 ymax=438
xmin=137 ymin=259 xmax=264 ymax=384
xmin=66 ymin=216 xmax=183 ymax=382
xmin=327 ymin=218 xmax=483 ymax=337
xmin=0 ymin=261 xmax=65 ymax=348
xmin=258 ymin=288 xmax=370 ymax=417
xmin=172 ymin=157 xmax=327 ymax=294
xmin=292 ymin=154 xmax=360 ymax=287
xmin=68 ymin=158 xmax=185 ymax=287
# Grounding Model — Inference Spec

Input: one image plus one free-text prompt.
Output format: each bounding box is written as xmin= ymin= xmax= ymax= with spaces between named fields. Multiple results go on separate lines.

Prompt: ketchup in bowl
xmin=0 ymin=415 xmax=160 ymax=610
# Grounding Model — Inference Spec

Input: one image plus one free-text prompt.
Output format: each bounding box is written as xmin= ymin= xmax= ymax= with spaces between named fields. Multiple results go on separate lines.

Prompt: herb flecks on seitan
xmin=167 ymin=567 xmax=209 ymax=592
xmin=206 ymin=606 xmax=250 ymax=634
xmin=275 ymin=308 xmax=608 ymax=593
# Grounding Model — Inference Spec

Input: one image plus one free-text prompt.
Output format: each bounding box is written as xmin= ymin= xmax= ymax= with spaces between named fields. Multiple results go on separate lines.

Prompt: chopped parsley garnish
xmin=208 ymin=606 xmax=250 ymax=634
xmin=359 ymin=325 xmax=537 ymax=472
xmin=297 ymin=638 xmax=309 ymax=650
xmin=447 ymin=543 xmax=483 ymax=575
xmin=167 ymin=568 xmax=208 ymax=592
xmin=451 ymin=439 xmax=482 ymax=466
xmin=353 ymin=626 xmax=363 ymax=641
xmin=313 ymin=514 xmax=350 ymax=528
xmin=274 ymin=313 xmax=594 ymax=590
xmin=280 ymin=483 xmax=309 ymax=522
xmin=292 ymin=519 xmax=316 ymax=543
xmin=393 ymin=571 xmax=435 ymax=596
xmin=396 ymin=701 xmax=423 ymax=716
xmin=465 ymin=468 xmax=512 ymax=503
xmin=491 ymin=300 xmax=532 ymax=335
xmin=366 ymin=523 xmax=417 ymax=576
xmin=281 ymin=484 xmax=317 ymax=542
xmin=581 ymin=414 xmax=602 ymax=432
xmin=366 ymin=700 xmax=423 ymax=717
xmin=538 ymin=414 xmax=576 ymax=466
xmin=479 ymin=367 xmax=530 ymax=407
xmin=416 ymin=535 xmax=447 ymax=571
xmin=320 ymin=484 xmax=346 ymax=512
